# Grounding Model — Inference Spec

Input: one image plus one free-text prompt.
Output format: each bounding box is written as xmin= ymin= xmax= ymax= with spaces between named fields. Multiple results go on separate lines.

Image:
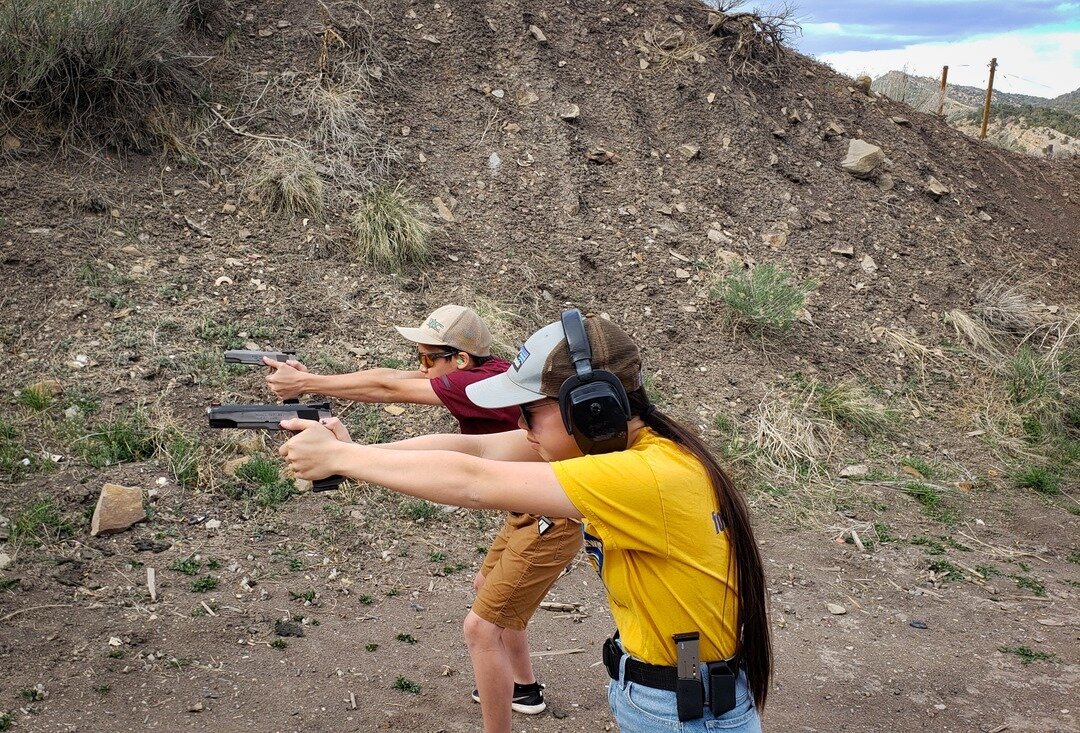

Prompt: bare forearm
xmin=304 ymin=369 xmax=420 ymax=402
xmin=329 ymin=443 xmax=580 ymax=517
xmin=382 ymin=433 xmax=484 ymax=455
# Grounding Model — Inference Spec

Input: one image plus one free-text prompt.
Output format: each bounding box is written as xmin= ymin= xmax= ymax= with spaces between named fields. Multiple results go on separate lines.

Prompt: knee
xmin=463 ymin=612 xmax=501 ymax=649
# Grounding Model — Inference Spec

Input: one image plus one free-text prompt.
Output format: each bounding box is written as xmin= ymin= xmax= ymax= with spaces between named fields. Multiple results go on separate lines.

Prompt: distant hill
xmin=872 ymin=70 xmax=1080 ymax=157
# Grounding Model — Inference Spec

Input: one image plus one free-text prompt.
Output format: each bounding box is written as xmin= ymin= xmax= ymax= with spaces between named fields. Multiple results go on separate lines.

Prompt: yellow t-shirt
xmin=551 ymin=428 xmax=739 ymax=666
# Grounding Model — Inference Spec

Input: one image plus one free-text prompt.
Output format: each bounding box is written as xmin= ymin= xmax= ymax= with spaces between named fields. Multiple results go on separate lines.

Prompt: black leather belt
xmin=603 ymin=635 xmax=735 ymax=690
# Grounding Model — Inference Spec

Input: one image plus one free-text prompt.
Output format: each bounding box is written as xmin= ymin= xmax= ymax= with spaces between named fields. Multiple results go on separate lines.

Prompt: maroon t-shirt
xmin=430 ymin=357 xmax=521 ymax=435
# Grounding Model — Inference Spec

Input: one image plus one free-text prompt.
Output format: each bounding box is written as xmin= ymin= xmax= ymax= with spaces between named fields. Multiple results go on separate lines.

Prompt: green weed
xmin=0 ymin=712 xmax=10 ymax=731
xmin=1011 ymin=465 xmax=1062 ymax=495
xmin=428 ymin=551 xmax=445 ymax=562
xmin=16 ymin=384 xmax=52 ymax=411
xmin=872 ymin=522 xmax=894 ymax=543
xmin=347 ymin=185 xmax=432 ymax=270
xmin=902 ymin=482 xmax=957 ymax=523
xmin=270 ymin=638 xmax=288 ymax=650
xmin=250 ymin=143 xmax=325 ymax=217
xmin=365 ymin=642 xmax=379 ymax=652
xmin=999 ymin=645 xmax=1055 ymax=665
xmin=0 ymin=578 xmax=20 ymax=591
xmin=927 ymin=558 xmax=963 ymax=581
xmin=359 ymin=594 xmax=374 ymax=605
xmin=290 ymin=589 xmax=316 ymax=603
xmin=11 ymin=499 xmax=71 ymax=544
xmin=809 ymin=381 xmax=895 ymax=435
xmin=169 ymin=556 xmax=202 ymax=575
xmin=234 ymin=455 xmax=296 ymax=509
xmin=190 ymin=575 xmax=218 ymax=593
xmin=400 ymin=499 xmax=440 ymax=521
xmin=0 ymin=420 xmax=35 ymax=480
xmin=392 ymin=677 xmax=421 ymax=694
xmin=396 ymin=633 xmax=417 ymax=644
xmin=910 ymin=536 xmax=946 ymax=555
xmin=80 ymin=411 xmax=156 ymax=468
xmin=1013 ymin=575 xmax=1047 ymax=597
xmin=711 ymin=263 xmax=815 ymax=336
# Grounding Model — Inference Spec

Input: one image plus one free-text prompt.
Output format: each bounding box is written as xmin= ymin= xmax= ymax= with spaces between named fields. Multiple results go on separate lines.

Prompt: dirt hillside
xmin=1 ymin=1 xmax=1077 ymax=732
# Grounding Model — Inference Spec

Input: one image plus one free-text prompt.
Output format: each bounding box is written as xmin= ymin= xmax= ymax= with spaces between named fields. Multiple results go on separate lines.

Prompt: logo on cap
xmin=426 ymin=318 xmax=444 ymax=332
xmin=512 ymin=345 xmax=530 ymax=371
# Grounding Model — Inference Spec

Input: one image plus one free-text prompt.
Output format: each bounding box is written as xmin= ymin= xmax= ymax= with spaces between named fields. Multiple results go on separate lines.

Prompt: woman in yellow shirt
xmin=279 ymin=310 xmax=772 ymax=732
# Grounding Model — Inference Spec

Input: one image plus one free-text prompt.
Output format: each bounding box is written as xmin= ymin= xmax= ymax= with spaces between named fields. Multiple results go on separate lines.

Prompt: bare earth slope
xmin=1 ymin=2 xmax=1077 ymax=732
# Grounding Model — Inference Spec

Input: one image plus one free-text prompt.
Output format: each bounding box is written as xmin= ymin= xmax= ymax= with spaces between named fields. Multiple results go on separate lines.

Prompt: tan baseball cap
xmin=467 ymin=313 xmax=642 ymax=407
xmin=394 ymin=304 xmax=493 ymax=357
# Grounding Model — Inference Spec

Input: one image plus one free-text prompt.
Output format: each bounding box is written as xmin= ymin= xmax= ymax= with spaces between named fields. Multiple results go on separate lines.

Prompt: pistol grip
xmin=312 ymin=475 xmax=343 ymax=492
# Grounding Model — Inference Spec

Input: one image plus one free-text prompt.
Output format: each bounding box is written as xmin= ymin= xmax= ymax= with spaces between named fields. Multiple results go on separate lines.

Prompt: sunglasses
xmin=519 ymin=399 xmax=559 ymax=429
xmin=418 ymin=350 xmax=457 ymax=368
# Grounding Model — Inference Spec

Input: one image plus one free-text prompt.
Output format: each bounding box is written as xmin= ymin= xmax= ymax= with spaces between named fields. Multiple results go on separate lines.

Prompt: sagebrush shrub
xmin=347 ymin=185 xmax=432 ymax=269
xmin=0 ymin=0 xmax=207 ymax=148
xmin=712 ymin=263 xmax=814 ymax=335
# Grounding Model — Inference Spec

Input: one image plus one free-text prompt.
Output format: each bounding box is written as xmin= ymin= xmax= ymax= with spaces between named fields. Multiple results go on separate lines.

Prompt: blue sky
xmin=788 ymin=1 xmax=1080 ymax=97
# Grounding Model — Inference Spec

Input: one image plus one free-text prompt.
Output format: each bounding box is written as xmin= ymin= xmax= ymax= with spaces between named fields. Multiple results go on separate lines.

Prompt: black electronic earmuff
xmin=558 ymin=309 xmax=631 ymax=454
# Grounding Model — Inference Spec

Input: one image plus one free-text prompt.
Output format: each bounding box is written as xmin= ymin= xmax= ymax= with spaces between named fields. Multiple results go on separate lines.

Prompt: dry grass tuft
xmin=250 ymin=143 xmax=326 ymax=217
xmin=805 ymin=380 xmax=897 ymax=436
xmin=461 ymin=292 xmax=529 ymax=360
xmin=633 ymin=26 xmax=716 ymax=69
xmin=975 ymin=282 xmax=1046 ymax=336
xmin=346 ymin=185 xmax=432 ymax=269
xmin=749 ymin=392 xmax=838 ymax=476
xmin=944 ymin=309 xmax=1001 ymax=361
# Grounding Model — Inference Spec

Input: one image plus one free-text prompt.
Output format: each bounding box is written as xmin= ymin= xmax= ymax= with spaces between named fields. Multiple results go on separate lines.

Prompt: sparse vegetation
xmin=393 ymin=676 xmax=421 ymax=694
xmin=0 ymin=0 xmax=207 ymax=148
xmin=169 ymin=557 xmax=203 ymax=576
xmin=400 ymin=499 xmax=440 ymax=521
xmin=16 ymin=383 xmax=53 ymax=411
xmin=999 ymin=645 xmax=1055 ymax=665
xmin=347 ymin=185 xmax=433 ymax=269
xmin=365 ymin=642 xmax=379 ymax=652
xmin=190 ymin=575 xmax=218 ymax=593
xmin=1012 ymin=465 xmax=1062 ymax=495
xmin=804 ymin=380 xmax=895 ymax=436
xmin=11 ymin=499 xmax=71 ymax=545
xmin=0 ymin=420 xmax=35 ymax=480
xmin=396 ymin=633 xmax=417 ymax=644
xmin=233 ymin=456 xmax=296 ymax=509
xmin=250 ymin=143 xmax=326 ymax=217
xmin=712 ymin=263 xmax=814 ymax=336
xmin=79 ymin=410 xmax=156 ymax=468
xmin=902 ymin=482 xmax=957 ymax=523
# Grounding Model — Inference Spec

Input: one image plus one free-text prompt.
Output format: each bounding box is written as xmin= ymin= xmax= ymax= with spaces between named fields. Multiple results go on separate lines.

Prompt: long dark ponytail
xmin=628 ymin=387 xmax=772 ymax=709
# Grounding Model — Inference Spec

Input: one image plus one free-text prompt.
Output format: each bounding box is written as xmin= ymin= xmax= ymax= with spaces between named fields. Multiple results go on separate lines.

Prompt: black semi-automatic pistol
xmin=207 ymin=402 xmax=342 ymax=492
xmin=224 ymin=349 xmax=301 ymax=403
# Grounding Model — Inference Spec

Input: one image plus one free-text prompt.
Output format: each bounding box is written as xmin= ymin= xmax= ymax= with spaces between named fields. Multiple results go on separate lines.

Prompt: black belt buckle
xmin=673 ymin=632 xmax=703 ymax=722
xmin=708 ymin=662 xmax=736 ymax=717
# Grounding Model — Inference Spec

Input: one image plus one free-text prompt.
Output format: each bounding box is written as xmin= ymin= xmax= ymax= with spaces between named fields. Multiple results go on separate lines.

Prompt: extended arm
xmin=278 ymin=420 xmax=581 ymax=518
xmin=265 ymin=358 xmax=442 ymax=405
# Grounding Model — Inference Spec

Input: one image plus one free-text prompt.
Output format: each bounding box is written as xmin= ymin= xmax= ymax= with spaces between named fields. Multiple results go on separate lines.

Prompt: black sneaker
xmin=470 ymin=682 xmax=546 ymax=714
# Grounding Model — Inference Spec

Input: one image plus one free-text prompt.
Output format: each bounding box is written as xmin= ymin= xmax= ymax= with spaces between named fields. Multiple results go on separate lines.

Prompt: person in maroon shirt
xmin=264 ymin=305 xmax=582 ymax=733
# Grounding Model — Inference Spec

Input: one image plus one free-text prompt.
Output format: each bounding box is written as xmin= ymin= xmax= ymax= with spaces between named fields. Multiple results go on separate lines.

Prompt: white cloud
xmin=818 ymin=29 xmax=1080 ymax=97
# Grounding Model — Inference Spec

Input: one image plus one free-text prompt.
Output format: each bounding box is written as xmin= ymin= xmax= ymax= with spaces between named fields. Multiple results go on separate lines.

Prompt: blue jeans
xmin=607 ymin=652 xmax=762 ymax=732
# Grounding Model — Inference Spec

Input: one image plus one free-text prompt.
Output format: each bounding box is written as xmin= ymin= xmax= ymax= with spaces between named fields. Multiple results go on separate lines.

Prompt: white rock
xmin=205 ymin=519 xmax=222 ymax=530
xmin=827 ymin=603 xmax=847 ymax=615
xmin=840 ymin=139 xmax=884 ymax=178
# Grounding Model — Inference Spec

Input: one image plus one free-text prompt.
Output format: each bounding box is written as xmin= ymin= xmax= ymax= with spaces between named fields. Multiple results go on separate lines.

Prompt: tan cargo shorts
xmin=471 ymin=513 xmax=583 ymax=631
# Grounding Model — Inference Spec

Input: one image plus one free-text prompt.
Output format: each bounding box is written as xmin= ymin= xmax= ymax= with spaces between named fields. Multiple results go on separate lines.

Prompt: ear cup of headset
xmin=558 ymin=309 xmax=631 ymax=454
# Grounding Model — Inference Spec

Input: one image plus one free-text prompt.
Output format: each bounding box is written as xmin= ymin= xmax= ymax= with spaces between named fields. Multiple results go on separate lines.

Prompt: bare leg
xmin=464 ymin=610 xmax=514 ymax=733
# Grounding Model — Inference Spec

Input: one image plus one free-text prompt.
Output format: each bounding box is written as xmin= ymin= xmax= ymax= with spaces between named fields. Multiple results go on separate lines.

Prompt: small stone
xmin=839 ymin=464 xmax=868 ymax=478
xmin=188 ymin=702 xmax=204 ymax=713
xmin=91 ymin=484 xmax=146 ymax=536
xmin=762 ymin=230 xmax=787 ymax=248
xmin=257 ymin=28 xmax=273 ymax=37
xmin=383 ymin=405 xmax=406 ymax=416
xmin=557 ymin=103 xmax=580 ymax=121
xmin=678 ymin=143 xmax=700 ymax=160
xmin=221 ymin=203 xmax=236 ymax=214
xmin=528 ymin=25 xmax=547 ymax=43
xmin=433 ymin=196 xmax=455 ymax=223
xmin=827 ymin=603 xmax=847 ymax=615
xmin=516 ymin=89 xmax=539 ymax=106
xmin=204 ymin=519 xmax=222 ymax=531
xmin=785 ymin=107 xmax=802 ymax=124
xmin=841 ymin=139 xmax=884 ymax=178
xmin=490 ymin=88 xmax=504 ymax=98
xmin=0 ymin=553 xmax=11 ymax=570
xmin=2 ymin=134 xmax=21 ymax=152
xmin=421 ymin=34 xmax=440 ymax=44
xmin=823 ymin=122 xmax=846 ymax=138
xmin=276 ymin=20 xmax=291 ymax=28
xmin=675 ymin=268 xmax=691 ymax=279
xmin=876 ymin=174 xmax=895 ymax=191
xmin=860 ymin=255 xmax=878 ymax=273
xmin=910 ymin=619 xmax=928 ymax=629
xmin=889 ymin=116 xmax=911 ymax=126
xmin=925 ymin=176 xmax=950 ymax=200
xmin=977 ymin=210 xmax=992 ymax=222
xmin=223 ymin=456 xmax=252 ymax=476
